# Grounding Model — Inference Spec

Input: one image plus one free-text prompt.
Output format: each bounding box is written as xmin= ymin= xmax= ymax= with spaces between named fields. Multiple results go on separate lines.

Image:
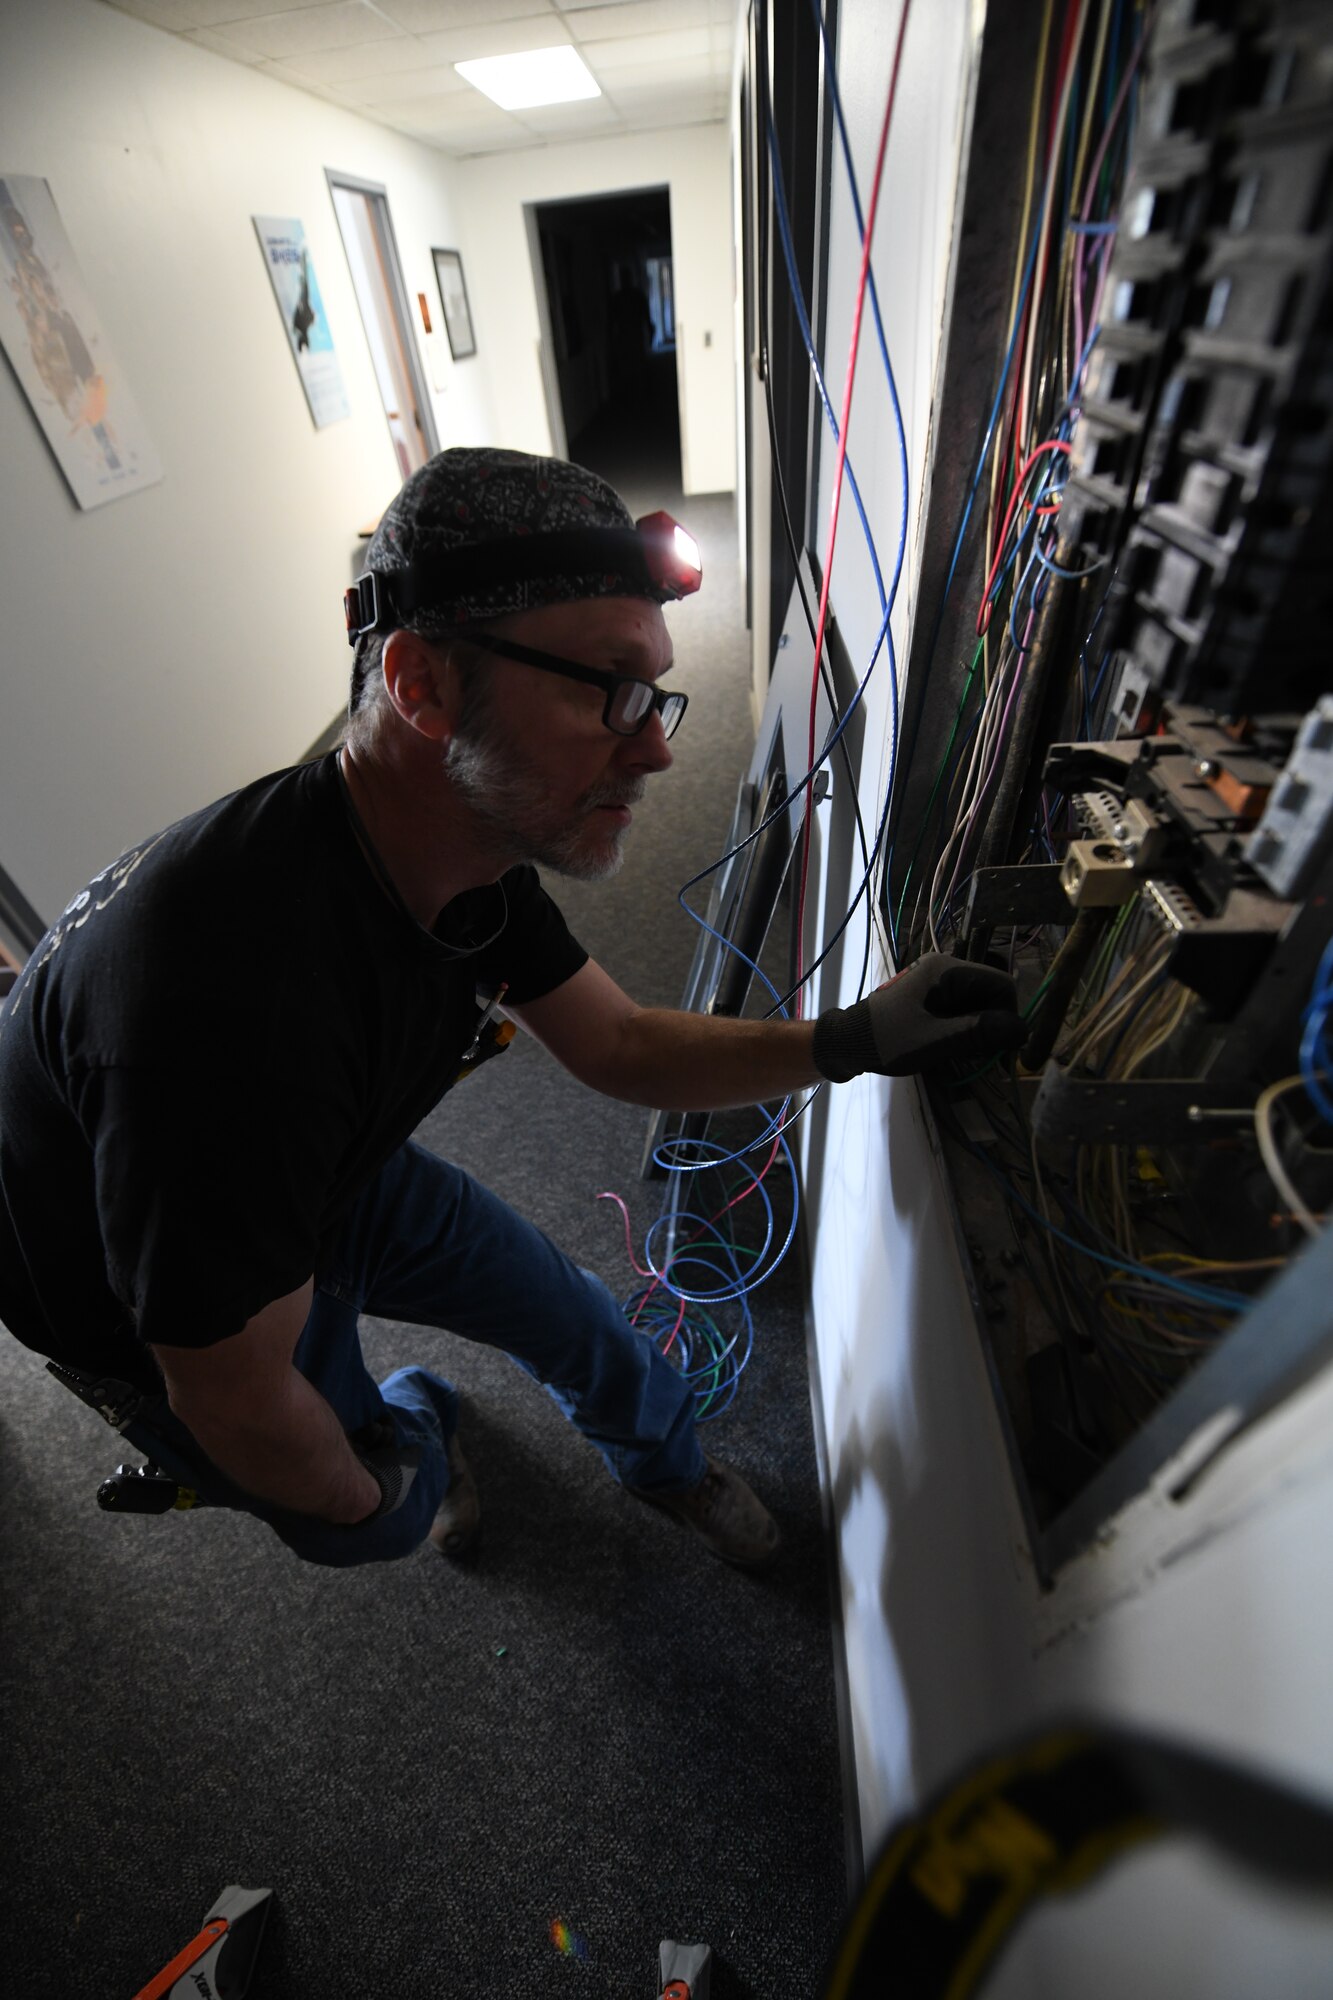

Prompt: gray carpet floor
xmin=0 ymin=442 xmax=847 ymax=1997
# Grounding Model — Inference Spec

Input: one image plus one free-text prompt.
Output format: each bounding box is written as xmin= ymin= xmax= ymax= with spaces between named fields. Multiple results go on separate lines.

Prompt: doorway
xmin=326 ymin=171 xmax=437 ymax=482
xmin=529 ymin=186 xmax=681 ymax=505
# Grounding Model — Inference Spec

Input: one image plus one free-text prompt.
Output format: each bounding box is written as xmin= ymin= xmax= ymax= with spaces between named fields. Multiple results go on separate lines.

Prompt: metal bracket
xmin=963 ymin=864 xmax=1071 ymax=931
xmin=1029 ymin=1063 xmax=1255 ymax=1146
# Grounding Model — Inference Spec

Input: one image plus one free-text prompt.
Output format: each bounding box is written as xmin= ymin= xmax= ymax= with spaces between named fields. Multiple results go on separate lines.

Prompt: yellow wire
xmin=1143 ymin=1253 xmax=1287 ymax=1275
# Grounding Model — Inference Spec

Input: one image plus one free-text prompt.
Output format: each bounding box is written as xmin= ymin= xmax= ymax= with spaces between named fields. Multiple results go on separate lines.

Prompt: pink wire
xmin=595 ymin=1190 xmax=651 ymax=1277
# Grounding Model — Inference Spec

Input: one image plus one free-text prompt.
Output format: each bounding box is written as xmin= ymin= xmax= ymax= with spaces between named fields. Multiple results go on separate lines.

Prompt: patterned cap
xmin=363 ymin=446 xmax=673 ymax=632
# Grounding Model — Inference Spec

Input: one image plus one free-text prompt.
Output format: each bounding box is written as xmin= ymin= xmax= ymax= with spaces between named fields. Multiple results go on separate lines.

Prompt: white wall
xmin=755 ymin=0 xmax=1333 ymax=1984
xmin=1 ymin=0 xmax=493 ymax=927
xmin=454 ymin=124 xmax=736 ymax=497
xmin=793 ymin=0 xmax=1034 ymax=1832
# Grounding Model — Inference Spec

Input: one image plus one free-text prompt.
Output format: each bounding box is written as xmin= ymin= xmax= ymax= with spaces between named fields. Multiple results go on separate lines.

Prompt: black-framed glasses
xmin=479 ymin=636 xmax=689 ymax=740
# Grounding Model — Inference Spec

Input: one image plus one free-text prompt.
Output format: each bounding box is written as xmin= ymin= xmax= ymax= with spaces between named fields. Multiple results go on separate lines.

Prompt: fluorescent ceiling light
xmin=455 ymin=46 xmax=601 ymax=111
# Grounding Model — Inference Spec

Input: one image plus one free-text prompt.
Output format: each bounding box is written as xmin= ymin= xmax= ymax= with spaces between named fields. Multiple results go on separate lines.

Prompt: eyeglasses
xmin=479 ymin=636 xmax=689 ymax=740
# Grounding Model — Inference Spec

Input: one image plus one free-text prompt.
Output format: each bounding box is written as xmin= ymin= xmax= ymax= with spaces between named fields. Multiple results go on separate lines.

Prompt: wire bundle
xmin=890 ymin=0 xmax=1152 ymax=959
xmin=600 ymin=0 xmax=917 ymax=1416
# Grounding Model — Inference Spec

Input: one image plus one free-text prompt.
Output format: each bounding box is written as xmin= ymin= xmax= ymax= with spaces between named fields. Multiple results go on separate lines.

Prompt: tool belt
xmin=45 ymin=1358 xmax=165 ymax=1432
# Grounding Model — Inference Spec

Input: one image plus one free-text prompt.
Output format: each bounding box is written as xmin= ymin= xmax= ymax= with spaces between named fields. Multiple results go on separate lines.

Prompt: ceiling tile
xmin=103 ymin=0 xmax=332 ymax=26
xmin=563 ymin=0 xmax=713 ymax=38
xmin=207 ymin=2 xmax=402 ymax=60
xmin=340 ymin=63 xmax=471 ymax=105
xmin=181 ymin=22 xmax=270 ymax=56
xmin=415 ymin=17 xmax=572 ymax=63
xmin=439 ymin=127 xmax=537 ymax=155
xmin=602 ymin=67 xmax=718 ymax=108
xmin=273 ymin=32 xmax=426 ymax=80
xmin=511 ymin=96 xmax=622 ymax=134
xmin=99 ymin=0 xmax=733 ymax=157
xmin=394 ymin=89 xmax=525 ymax=130
xmin=617 ymin=99 xmax=725 ymax=132
xmin=579 ymin=27 xmax=710 ymax=68
xmin=376 ymin=0 xmax=555 ymax=31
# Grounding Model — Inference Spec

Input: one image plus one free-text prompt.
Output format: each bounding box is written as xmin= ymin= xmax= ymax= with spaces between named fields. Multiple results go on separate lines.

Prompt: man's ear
xmin=380 ymin=630 xmax=461 ymax=743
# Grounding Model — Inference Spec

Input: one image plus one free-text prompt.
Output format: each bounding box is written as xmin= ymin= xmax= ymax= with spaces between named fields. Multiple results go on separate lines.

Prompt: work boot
xmin=631 ymin=1455 xmax=780 ymax=1568
xmin=427 ymin=1434 xmax=480 ymax=1558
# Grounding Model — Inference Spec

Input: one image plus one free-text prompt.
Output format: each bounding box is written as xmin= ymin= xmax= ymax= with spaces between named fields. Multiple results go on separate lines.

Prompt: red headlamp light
xmin=635 ymin=511 xmax=703 ymax=598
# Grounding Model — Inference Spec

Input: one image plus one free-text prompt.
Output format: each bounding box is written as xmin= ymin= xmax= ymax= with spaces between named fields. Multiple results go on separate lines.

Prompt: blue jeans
xmin=123 ymin=1142 xmax=704 ymax=1568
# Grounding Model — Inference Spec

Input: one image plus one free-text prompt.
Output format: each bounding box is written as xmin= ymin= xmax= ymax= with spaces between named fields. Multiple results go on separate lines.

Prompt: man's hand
xmin=812 ymin=953 xmax=1027 ymax=1082
xmin=347 ymin=1417 xmax=424 ymax=1518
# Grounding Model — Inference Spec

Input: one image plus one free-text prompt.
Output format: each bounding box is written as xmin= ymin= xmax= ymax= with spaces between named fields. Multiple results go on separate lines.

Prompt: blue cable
xmin=763 ymin=106 xmax=887 ymax=612
xmin=637 ymin=9 xmax=917 ymax=1409
xmin=675 ymin=589 xmax=894 ymax=971
xmin=805 ymin=0 xmax=910 ymax=620
xmin=646 ymin=1131 xmax=801 ymax=1303
xmin=1300 ymin=936 xmax=1333 ymax=1124
xmin=958 ymin=1134 xmax=1253 ymax=1312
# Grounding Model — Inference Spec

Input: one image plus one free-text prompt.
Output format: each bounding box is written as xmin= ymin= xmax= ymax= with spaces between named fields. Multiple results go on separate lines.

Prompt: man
xmin=0 ymin=447 xmax=1024 ymax=1573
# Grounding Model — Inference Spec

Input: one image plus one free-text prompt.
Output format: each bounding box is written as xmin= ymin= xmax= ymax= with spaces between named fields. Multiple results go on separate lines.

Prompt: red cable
xmin=1013 ymin=0 xmax=1084 ymax=463
xmin=976 ymin=438 xmax=1071 ymax=635
xmin=793 ymin=0 xmax=913 ymax=1013
xmin=599 ymin=1130 xmax=782 ymax=1341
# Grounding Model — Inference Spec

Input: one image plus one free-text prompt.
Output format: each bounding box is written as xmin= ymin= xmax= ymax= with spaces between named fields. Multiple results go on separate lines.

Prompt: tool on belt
xmin=130 ymin=1884 xmax=273 ymax=2000
xmin=452 ymin=981 xmax=515 ymax=1086
xmin=46 ymin=1360 xmax=207 ymax=1511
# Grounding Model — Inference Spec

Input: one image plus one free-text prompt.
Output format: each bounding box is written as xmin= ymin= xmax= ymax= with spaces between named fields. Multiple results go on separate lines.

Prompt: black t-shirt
xmin=0 ymin=753 xmax=587 ymax=1390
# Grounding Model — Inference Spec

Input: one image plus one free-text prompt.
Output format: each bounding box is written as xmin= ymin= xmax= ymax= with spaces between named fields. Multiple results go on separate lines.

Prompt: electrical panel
xmin=885 ymin=0 xmax=1333 ymax=1566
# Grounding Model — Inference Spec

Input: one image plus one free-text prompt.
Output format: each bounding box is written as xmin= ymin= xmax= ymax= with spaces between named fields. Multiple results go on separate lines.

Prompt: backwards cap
xmin=351 ymin=443 xmax=698 ymax=633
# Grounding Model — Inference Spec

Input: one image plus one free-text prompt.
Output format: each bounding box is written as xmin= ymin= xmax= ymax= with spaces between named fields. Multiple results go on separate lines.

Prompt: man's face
xmin=442 ymin=595 xmax=675 ymax=881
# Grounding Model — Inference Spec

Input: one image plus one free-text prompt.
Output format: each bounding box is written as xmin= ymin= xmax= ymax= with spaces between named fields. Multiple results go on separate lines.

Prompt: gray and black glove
xmin=812 ymin=952 xmax=1027 ymax=1082
xmin=348 ymin=1416 xmax=423 ymax=1519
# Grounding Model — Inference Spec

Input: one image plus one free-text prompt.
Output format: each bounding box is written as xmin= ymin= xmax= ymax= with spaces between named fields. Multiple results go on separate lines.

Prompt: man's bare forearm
xmin=171 ymin=1367 xmax=381 ymax=1524
xmin=604 ymin=1008 xmax=822 ymax=1110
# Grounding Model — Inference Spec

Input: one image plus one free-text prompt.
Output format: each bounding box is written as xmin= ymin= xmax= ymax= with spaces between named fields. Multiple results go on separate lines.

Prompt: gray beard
xmin=443 ymin=730 xmax=643 ymax=882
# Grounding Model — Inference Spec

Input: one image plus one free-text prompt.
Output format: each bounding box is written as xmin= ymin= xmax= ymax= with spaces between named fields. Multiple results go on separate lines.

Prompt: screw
xmin=1195 ymin=759 xmax=1219 ymax=780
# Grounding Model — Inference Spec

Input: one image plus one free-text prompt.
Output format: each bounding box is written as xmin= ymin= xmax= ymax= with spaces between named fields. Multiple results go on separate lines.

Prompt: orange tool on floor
xmin=131 ymin=1884 xmax=273 ymax=2000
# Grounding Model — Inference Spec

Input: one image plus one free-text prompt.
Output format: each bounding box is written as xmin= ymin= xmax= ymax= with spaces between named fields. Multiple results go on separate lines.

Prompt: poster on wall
xmin=0 ymin=174 xmax=163 ymax=510
xmin=252 ymin=215 xmax=349 ymax=429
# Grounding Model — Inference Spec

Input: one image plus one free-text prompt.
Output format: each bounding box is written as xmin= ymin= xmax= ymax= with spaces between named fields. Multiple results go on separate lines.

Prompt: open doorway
xmin=326 ymin=170 xmax=437 ymax=483
xmin=529 ymin=186 xmax=680 ymax=506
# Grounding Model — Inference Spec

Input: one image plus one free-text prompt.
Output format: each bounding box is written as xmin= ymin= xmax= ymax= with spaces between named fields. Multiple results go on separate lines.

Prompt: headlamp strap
xmin=345 ymin=516 xmax=700 ymax=645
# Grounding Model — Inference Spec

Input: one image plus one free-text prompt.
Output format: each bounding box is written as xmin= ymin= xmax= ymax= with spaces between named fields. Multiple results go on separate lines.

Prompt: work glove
xmin=348 ymin=1416 xmax=423 ymax=1518
xmin=812 ymin=952 xmax=1027 ymax=1082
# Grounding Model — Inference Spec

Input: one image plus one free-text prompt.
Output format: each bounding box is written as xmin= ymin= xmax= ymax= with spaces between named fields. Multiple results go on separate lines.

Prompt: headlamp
xmin=343 ymin=510 xmax=702 ymax=646
xmin=634 ymin=511 xmax=703 ymax=597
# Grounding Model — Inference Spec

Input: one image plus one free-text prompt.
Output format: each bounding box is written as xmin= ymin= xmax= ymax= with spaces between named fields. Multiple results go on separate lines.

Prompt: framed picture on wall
xmin=0 ymin=174 xmax=162 ymax=509
xmin=252 ymin=215 xmax=349 ymax=429
xmin=432 ymin=248 xmax=476 ymax=360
